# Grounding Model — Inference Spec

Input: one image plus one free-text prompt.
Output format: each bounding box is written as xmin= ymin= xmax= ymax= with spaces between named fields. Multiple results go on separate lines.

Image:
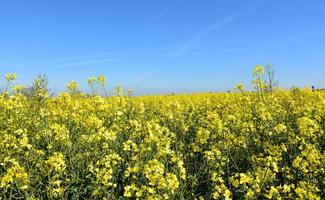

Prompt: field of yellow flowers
xmin=0 ymin=72 xmax=324 ymax=199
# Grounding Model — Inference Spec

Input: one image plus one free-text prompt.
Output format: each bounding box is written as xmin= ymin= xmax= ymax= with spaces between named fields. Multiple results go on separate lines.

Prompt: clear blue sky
xmin=1 ymin=0 xmax=324 ymax=95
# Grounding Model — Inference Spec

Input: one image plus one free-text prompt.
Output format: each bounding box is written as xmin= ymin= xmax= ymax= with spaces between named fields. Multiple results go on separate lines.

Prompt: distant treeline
xmin=314 ymin=88 xmax=325 ymax=91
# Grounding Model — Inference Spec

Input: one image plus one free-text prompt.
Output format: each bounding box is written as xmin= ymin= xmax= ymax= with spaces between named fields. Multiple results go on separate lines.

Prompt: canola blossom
xmin=0 ymin=74 xmax=324 ymax=199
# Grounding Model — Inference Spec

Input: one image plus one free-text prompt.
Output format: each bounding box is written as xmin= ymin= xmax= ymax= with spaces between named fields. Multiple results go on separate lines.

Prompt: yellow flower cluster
xmin=89 ymin=153 xmax=122 ymax=192
xmin=0 ymin=158 xmax=29 ymax=190
xmin=0 ymin=73 xmax=324 ymax=199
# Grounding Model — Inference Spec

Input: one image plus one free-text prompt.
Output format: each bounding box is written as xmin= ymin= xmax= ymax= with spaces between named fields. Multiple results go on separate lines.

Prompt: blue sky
xmin=0 ymin=0 xmax=324 ymax=95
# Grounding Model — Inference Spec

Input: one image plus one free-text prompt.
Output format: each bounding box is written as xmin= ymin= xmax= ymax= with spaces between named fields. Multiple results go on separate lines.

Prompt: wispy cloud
xmin=172 ymin=10 xmax=249 ymax=56
xmin=125 ymin=69 xmax=155 ymax=86
xmin=285 ymin=31 xmax=317 ymax=43
xmin=172 ymin=30 xmax=319 ymax=56
xmin=160 ymin=0 xmax=180 ymax=16
xmin=54 ymin=58 xmax=119 ymax=68
xmin=0 ymin=58 xmax=24 ymax=69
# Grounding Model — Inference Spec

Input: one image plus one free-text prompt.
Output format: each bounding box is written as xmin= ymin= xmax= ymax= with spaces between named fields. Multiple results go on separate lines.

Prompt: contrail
xmin=172 ymin=10 xmax=250 ymax=56
xmin=160 ymin=0 xmax=181 ymax=16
